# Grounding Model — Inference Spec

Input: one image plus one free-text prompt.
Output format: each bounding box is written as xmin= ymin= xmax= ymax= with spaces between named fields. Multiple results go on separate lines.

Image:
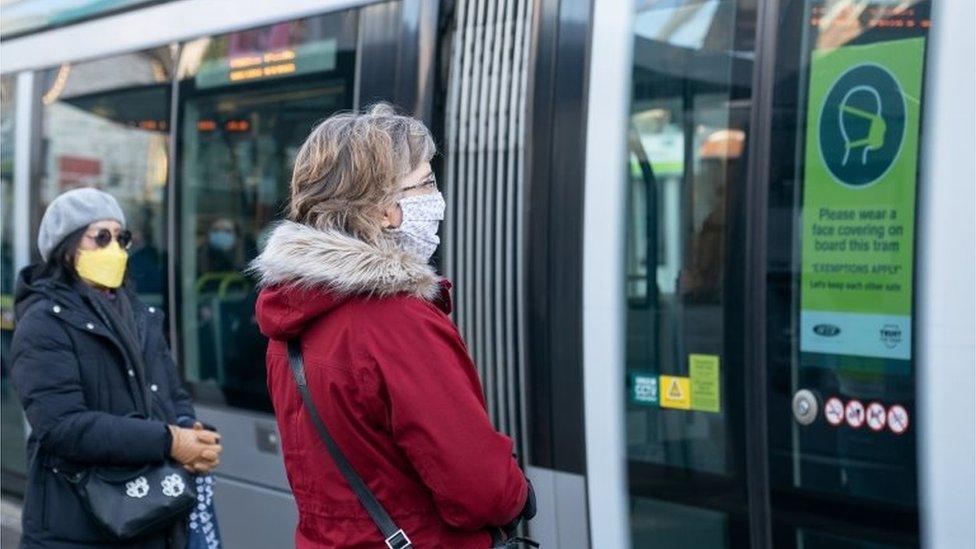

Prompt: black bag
xmin=64 ymin=461 xmax=197 ymax=540
xmin=58 ymin=292 xmax=199 ymax=541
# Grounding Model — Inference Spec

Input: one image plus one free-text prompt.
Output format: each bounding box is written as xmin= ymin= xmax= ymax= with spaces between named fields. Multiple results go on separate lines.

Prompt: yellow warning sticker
xmin=690 ymin=354 xmax=721 ymax=413
xmin=659 ymin=375 xmax=691 ymax=409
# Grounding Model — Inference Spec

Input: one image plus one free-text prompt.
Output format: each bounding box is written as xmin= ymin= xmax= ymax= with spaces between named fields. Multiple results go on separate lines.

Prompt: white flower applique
xmin=125 ymin=476 xmax=150 ymax=498
xmin=161 ymin=473 xmax=186 ymax=497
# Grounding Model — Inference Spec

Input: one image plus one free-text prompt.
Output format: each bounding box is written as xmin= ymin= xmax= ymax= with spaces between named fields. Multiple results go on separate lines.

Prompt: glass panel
xmin=1 ymin=75 xmax=15 ymax=296
xmin=177 ymin=11 xmax=356 ymax=411
xmin=631 ymin=498 xmax=729 ymax=549
xmin=1 ymin=73 xmax=28 ymax=483
xmin=624 ymin=0 xmax=755 ymax=546
xmin=766 ymin=0 xmax=929 ymax=545
xmin=36 ymin=49 xmax=174 ymax=310
xmin=795 ymin=529 xmax=915 ymax=549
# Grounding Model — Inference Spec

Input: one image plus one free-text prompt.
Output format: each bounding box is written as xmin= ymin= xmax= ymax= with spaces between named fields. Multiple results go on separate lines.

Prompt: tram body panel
xmin=916 ymin=1 xmax=976 ymax=546
xmin=0 ymin=0 xmax=370 ymax=74
xmin=524 ymin=466 xmax=589 ymax=549
xmin=211 ymin=474 xmax=298 ymax=549
xmin=195 ymin=404 xmax=296 ymax=548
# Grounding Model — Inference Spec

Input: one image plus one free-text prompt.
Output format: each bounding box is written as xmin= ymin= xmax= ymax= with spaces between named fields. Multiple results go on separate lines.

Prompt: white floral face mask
xmin=388 ymin=192 xmax=446 ymax=261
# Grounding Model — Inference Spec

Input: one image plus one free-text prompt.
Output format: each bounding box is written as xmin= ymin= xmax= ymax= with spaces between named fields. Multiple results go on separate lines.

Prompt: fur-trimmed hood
xmin=250 ymin=220 xmax=441 ymax=300
xmin=250 ymin=221 xmax=449 ymax=341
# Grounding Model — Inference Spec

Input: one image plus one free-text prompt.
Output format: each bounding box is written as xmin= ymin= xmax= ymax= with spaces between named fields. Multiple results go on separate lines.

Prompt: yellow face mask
xmin=76 ymin=241 xmax=128 ymax=289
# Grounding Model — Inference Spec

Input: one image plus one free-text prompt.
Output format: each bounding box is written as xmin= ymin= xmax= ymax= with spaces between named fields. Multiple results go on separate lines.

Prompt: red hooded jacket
xmin=252 ymin=221 xmax=528 ymax=548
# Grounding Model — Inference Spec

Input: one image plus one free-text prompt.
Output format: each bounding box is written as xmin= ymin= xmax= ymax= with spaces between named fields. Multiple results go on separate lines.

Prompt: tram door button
xmin=255 ymin=422 xmax=280 ymax=455
xmin=792 ymin=389 xmax=819 ymax=425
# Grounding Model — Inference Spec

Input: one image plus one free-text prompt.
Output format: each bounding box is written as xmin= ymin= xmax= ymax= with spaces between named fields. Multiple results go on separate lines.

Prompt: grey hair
xmin=288 ymin=103 xmax=437 ymax=243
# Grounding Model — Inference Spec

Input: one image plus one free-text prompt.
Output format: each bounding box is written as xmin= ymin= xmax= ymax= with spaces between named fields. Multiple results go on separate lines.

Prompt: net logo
xmin=879 ymin=324 xmax=903 ymax=349
xmin=819 ymin=63 xmax=906 ymax=187
xmin=813 ymin=323 xmax=841 ymax=337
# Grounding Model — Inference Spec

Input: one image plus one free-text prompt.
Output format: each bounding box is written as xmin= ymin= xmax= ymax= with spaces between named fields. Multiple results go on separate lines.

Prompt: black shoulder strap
xmin=286 ymin=340 xmax=412 ymax=549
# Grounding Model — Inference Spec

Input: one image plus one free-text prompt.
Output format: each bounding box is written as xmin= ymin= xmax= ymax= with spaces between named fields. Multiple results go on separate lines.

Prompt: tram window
xmin=626 ymin=0 xmax=750 ymax=472
xmin=766 ymin=0 xmax=931 ymax=511
xmin=35 ymin=49 xmax=175 ymax=311
xmin=623 ymin=0 xmax=756 ymax=547
xmin=176 ymin=10 xmax=356 ymax=411
xmin=1 ymin=76 xmax=14 ymax=297
xmin=1 ymin=73 xmax=28 ymax=482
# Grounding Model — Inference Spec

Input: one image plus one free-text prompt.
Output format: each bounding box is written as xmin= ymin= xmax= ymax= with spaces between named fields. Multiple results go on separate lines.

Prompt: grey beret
xmin=38 ymin=188 xmax=126 ymax=261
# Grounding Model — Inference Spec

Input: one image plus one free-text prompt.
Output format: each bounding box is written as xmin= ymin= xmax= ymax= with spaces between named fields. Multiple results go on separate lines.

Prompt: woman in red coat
xmin=250 ymin=104 xmax=534 ymax=548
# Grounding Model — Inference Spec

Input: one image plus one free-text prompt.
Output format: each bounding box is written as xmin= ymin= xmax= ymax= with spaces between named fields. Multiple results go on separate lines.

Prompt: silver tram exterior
xmin=0 ymin=1 xmax=972 ymax=548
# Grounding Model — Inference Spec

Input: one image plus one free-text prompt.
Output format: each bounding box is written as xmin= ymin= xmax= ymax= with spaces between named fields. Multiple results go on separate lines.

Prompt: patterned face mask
xmin=388 ymin=192 xmax=446 ymax=262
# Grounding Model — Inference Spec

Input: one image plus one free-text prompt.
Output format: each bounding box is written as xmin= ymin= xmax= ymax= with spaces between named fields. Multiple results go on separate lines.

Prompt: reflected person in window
xmin=10 ymin=188 xmax=222 ymax=548
xmin=199 ymin=217 xmax=247 ymax=274
xmin=250 ymin=104 xmax=536 ymax=548
xmin=127 ymin=227 xmax=165 ymax=295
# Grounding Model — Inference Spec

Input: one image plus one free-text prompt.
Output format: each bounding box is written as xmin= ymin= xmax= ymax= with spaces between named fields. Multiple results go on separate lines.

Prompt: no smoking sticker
xmin=866 ymin=402 xmax=886 ymax=431
xmin=887 ymin=404 xmax=910 ymax=435
xmin=845 ymin=399 xmax=865 ymax=429
xmin=824 ymin=397 xmax=844 ymax=426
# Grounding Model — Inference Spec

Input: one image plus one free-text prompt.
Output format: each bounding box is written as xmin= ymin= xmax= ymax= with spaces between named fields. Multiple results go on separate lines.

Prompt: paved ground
xmin=1 ymin=496 xmax=22 ymax=548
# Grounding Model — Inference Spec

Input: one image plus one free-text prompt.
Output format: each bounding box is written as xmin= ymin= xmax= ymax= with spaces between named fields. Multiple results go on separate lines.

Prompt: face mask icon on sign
xmin=818 ymin=63 xmax=905 ymax=187
xmin=839 ymin=85 xmax=886 ymax=166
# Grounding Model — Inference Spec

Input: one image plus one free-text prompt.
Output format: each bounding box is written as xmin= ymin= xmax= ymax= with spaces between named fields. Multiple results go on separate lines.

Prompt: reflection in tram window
xmin=1 ymin=73 xmax=28 ymax=484
xmin=624 ymin=0 xmax=756 ymax=547
xmin=177 ymin=11 xmax=356 ymax=411
xmin=36 ymin=49 xmax=174 ymax=310
xmin=1 ymin=76 xmax=13 ymax=297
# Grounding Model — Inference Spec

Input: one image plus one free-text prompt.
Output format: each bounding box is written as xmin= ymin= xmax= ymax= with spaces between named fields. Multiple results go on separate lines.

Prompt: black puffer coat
xmin=10 ymin=266 xmax=196 ymax=548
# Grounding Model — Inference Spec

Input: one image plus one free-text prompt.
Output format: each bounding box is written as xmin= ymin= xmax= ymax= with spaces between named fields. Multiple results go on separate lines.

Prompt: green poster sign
xmin=689 ymin=354 xmax=720 ymax=413
xmin=800 ymin=37 xmax=924 ymax=361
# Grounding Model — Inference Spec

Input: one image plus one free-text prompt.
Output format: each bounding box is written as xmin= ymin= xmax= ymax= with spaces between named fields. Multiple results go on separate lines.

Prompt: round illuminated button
xmin=792 ymin=389 xmax=819 ymax=426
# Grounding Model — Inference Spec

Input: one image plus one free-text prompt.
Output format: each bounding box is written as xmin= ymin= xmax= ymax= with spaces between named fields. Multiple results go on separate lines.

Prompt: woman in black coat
xmin=11 ymin=188 xmax=222 ymax=548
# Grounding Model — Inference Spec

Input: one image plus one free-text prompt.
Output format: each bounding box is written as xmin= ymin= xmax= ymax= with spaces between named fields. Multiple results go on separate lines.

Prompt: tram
xmin=1 ymin=1 xmax=972 ymax=548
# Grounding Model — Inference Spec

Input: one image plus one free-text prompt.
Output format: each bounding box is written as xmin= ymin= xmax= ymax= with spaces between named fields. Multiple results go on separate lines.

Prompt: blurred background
xmin=0 ymin=1 xmax=973 ymax=548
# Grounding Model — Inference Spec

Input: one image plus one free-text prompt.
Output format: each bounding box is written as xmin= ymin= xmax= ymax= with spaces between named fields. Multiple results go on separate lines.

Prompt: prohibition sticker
xmin=887 ymin=404 xmax=910 ymax=435
xmin=866 ymin=402 xmax=887 ymax=431
xmin=845 ymin=399 xmax=865 ymax=428
xmin=824 ymin=397 xmax=845 ymax=426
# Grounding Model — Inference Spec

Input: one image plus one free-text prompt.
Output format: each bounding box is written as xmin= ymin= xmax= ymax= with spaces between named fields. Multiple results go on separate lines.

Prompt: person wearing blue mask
xmin=200 ymin=218 xmax=243 ymax=273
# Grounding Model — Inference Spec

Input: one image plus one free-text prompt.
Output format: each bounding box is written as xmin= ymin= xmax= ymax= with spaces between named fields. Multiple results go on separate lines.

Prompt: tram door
xmin=173 ymin=3 xmax=434 ymax=547
xmin=765 ymin=1 xmax=929 ymax=547
xmin=622 ymin=1 xmax=929 ymax=547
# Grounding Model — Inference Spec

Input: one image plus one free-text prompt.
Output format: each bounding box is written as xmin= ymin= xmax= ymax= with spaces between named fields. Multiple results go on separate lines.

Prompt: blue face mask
xmin=208 ymin=230 xmax=236 ymax=251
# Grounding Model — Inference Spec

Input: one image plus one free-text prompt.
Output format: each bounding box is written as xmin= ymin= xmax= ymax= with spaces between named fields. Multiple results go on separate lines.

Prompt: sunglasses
xmin=86 ymin=228 xmax=132 ymax=249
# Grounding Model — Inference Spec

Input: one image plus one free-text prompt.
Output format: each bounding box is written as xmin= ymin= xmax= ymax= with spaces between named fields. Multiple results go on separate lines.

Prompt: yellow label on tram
xmin=659 ymin=375 xmax=691 ymax=410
